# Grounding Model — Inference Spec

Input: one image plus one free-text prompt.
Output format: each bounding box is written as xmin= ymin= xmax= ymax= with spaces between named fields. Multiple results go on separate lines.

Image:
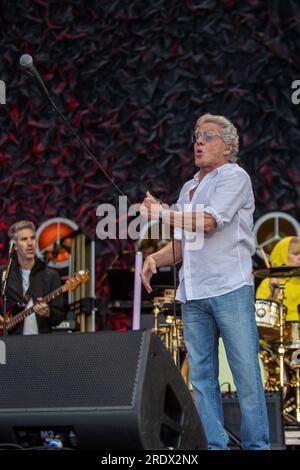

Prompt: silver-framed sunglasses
xmin=191 ymin=130 xmax=224 ymax=144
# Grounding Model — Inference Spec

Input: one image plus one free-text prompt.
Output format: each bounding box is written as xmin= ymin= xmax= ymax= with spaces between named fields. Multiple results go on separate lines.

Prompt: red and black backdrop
xmin=0 ymin=0 xmax=299 ymax=273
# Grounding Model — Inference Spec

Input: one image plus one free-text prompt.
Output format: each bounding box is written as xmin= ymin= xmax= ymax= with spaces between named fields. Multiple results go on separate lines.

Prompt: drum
xmin=284 ymin=322 xmax=300 ymax=349
xmin=255 ymin=299 xmax=280 ymax=339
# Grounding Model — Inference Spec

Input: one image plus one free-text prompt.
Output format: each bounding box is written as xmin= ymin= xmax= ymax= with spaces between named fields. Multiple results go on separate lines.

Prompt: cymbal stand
xmin=152 ymin=304 xmax=161 ymax=332
xmin=152 ymin=303 xmax=171 ymax=351
xmin=277 ymin=283 xmax=286 ymax=389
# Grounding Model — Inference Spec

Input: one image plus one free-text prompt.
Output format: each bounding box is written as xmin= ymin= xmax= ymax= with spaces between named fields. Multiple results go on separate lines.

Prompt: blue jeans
xmin=181 ymin=285 xmax=270 ymax=450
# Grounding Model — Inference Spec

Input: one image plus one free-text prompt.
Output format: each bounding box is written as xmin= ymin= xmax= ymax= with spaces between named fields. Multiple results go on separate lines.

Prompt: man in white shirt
xmin=0 ymin=220 xmax=64 ymax=335
xmin=141 ymin=113 xmax=270 ymax=450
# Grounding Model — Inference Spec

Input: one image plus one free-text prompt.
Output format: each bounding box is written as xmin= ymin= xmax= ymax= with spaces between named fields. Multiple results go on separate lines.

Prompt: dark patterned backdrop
xmin=0 ymin=0 xmax=300 ymax=285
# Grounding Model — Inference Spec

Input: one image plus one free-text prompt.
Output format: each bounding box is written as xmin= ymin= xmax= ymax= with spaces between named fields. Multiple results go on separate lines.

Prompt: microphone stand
xmin=22 ymin=67 xmax=130 ymax=204
xmin=1 ymin=252 xmax=15 ymax=336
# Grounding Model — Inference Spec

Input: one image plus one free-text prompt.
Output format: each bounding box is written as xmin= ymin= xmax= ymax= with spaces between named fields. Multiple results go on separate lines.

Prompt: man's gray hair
xmin=8 ymin=220 xmax=36 ymax=241
xmin=195 ymin=113 xmax=239 ymax=163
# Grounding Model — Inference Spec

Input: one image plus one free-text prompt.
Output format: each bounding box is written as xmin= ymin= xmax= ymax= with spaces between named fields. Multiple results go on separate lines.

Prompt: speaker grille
xmin=0 ymin=331 xmax=145 ymax=409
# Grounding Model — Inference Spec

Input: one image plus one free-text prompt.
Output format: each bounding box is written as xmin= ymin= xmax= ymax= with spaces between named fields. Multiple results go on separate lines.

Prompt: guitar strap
xmin=21 ymin=269 xmax=36 ymax=305
xmin=23 ymin=290 xmax=32 ymax=305
xmin=23 ymin=269 xmax=46 ymax=306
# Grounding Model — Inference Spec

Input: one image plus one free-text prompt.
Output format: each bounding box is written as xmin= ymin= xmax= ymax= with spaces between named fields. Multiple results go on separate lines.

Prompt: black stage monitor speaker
xmin=222 ymin=391 xmax=285 ymax=449
xmin=0 ymin=330 xmax=207 ymax=450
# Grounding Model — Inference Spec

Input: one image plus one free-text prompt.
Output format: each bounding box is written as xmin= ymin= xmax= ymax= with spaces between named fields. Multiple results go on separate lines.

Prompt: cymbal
xmin=253 ymin=266 xmax=300 ymax=278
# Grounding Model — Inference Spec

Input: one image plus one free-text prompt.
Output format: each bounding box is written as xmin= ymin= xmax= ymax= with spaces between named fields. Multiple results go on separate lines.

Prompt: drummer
xmin=256 ymin=236 xmax=300 ymax=321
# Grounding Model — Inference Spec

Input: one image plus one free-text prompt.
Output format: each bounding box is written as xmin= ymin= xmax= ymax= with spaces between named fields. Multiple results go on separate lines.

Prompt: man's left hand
xmin=34 ymin=298 xmax=50 ymax=317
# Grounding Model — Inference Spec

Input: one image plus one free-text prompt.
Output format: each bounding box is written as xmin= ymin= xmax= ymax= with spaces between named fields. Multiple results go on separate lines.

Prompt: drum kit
xmin=254 ymin=265 xmax=300 ymax=424
xmin=152 ymin=267 xmax=300 ymax=425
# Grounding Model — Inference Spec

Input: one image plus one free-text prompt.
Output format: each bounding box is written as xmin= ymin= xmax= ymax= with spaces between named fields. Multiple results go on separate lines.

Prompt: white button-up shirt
xmin=175 ymin=163 xmax=255 ymax=302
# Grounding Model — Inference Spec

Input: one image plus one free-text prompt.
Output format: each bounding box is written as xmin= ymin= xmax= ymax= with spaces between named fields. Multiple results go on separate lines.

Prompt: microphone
xmin=1 ymin=240 xmax=16 ymax=283
xmin=19 ymin=54 xmax=50 ymax=98
xmin=8 ymin=240 xmax=16 ymax=256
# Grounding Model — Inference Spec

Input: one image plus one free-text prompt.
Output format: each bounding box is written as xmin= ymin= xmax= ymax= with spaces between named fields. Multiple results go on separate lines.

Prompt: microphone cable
xmin=19 ymin=54 xmax=130 ymax=204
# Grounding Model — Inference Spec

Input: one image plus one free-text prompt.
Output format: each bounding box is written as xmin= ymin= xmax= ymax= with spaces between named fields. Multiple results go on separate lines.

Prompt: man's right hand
xmin=141 ymin=256 xmax=157 ymax=293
